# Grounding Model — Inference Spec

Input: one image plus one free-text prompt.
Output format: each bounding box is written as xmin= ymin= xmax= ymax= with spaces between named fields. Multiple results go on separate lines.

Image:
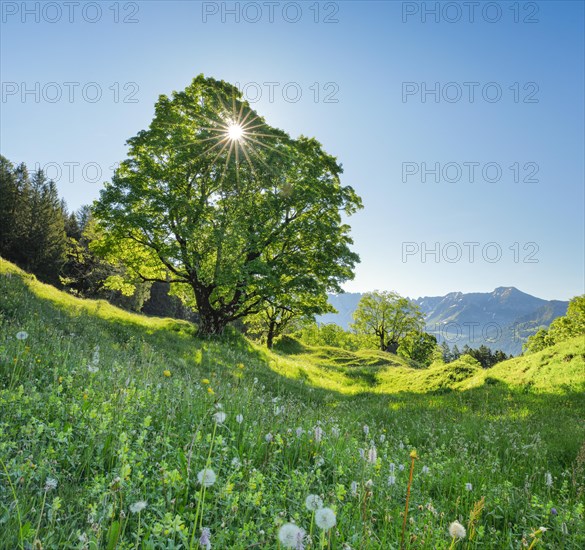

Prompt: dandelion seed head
xmin=197 ymin=468 xmax=216 ymax=487
xmin=129 ymin=501 xmax=147 ymax=514
xmin=16 ymin=331 xmax=29 ymax=340
xmin=45 ymin=477 xmax=58 ymax=491
xmin=278 ymin=523 xmax=305 ymax=548
xmin=236 ymin=414 xmax=243 ymax=424
xmin=465 ymin=483 xmax=473 ymax=491
xmin=315 ymin=507 xmax=336 ymax=530
xmin=305 ymin=494 xmax=323 ymax=511
xmin=265 ymin=433 xmax=273 ymax=442
xmin=449 ymin=521 xmax=466 ymax=540
xmin=213 ymin=411 xmax=226 ymax=424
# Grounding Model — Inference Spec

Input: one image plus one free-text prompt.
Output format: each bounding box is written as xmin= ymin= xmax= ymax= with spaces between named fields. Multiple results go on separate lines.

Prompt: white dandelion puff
xmin=389 ymin=463 xmax=395 ymax=473
xmin=16 ymin=331 xmax=29 ymax=341
xmin=129 ymin=501 xmax=147 ymax=514
xmin=197 ymin=468 xmax=216 ymax=487
xmin=305 ymin=494 xmax=323 ymax=511
xmin=465 ymin=483 xmax=473 ymax=491
xmin=213 ymin=411 xmax=226 ymax=424
xmin=449 ymin=521 xmax=466 ymax=539
xmin=44 ymin=477 xmax=58 ymax=491
xmin=265 ymin=433 xmax=273 ymax=443
xmin=363 ymin=425 xmax=369 ymax=435
xmin=315 ymin=507 xmax=336 ymax=531
xmin=236 ymin=414 xmax=243 ymax=424
xmin=278 ymin=523 xmax=305 ymax=549
xmin=421 ymin=465 xmax=429 ymax=474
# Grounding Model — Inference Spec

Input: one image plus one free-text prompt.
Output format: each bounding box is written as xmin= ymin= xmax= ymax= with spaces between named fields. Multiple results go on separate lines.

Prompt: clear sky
xmin=2 ymin=0 xmax=583 ymax=300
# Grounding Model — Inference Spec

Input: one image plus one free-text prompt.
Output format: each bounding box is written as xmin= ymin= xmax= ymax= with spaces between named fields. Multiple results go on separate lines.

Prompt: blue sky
xmin=2 ymin=1 xmax=583 ymax=300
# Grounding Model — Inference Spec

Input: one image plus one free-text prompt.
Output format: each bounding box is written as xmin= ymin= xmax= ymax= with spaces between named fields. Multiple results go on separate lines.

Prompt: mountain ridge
xmin=318 ymin=287 xmax=569 ymax=355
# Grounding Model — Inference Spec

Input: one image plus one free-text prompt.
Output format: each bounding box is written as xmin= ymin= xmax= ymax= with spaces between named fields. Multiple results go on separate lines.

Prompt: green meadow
xmin=1 ymin=258 xmax=584 ymax=549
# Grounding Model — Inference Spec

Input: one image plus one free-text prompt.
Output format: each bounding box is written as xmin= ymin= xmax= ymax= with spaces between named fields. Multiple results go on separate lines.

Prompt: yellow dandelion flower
xmin=237 ymin=363 xmax=245 ymax=370
xmin=163 ymin=370 xmax=171 ymax=377
xmin=207 ymin=387 xmax=215 ymax=395
xmin=202 ymin=378 xmax=210 ymax=384
xmin=410 ymin=449 xmax=418 ymax=459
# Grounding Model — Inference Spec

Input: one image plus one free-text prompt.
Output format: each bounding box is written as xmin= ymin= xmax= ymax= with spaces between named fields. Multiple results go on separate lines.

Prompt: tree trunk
xmin=266 ymin=319 xmax=276 ymax=349
xmin=193 ymin=285 xmax=228 ymax=336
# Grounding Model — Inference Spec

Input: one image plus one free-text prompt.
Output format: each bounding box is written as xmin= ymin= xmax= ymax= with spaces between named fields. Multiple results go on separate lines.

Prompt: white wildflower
xmin=545 ymin=472 xmax=553 ymax=487
xmin=465 ymin=483 xmax=473 ymax=491
xmin=199 ymin=527 xmax=211 ymax=549
xmin=388 ymin=475 xmax=396 ymax=485
xmin=363 ymin=424 xmax=369 ymax=435
xmin=265 ymin=433 xmax=273 ymax=443
xmin=314 ymin=426 xmax=324 ymax=442
xmin=236 ymin=414 xmax=243 ymax=424
xmin=367 ymin=446 xmax=377 ymax=464
xmin=350 ymin=481 xmax=358 ymax=496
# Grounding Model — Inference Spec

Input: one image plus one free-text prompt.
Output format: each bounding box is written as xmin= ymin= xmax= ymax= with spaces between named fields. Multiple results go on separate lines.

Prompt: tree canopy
xmin=93 ymin=75 xmax=362 ymax=336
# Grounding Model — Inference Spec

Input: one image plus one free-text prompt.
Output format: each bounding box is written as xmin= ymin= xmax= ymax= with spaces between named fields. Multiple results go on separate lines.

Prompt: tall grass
xmin=1 ymin=259 xmax=584 ymax=548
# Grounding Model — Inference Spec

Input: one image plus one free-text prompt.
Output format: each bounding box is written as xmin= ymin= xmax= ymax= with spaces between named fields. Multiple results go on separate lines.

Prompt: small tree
xmin=351 ymin=291 xmax=424 ymax=353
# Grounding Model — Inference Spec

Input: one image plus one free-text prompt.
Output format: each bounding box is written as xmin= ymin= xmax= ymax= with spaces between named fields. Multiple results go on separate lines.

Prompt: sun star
xmin=227 ymin=123 xmax=244 ymax=141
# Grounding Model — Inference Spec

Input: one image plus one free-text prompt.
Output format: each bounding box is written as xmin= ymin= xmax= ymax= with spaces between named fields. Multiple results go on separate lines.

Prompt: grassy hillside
xmin=1 ymin=258 xmax=584 ymax=549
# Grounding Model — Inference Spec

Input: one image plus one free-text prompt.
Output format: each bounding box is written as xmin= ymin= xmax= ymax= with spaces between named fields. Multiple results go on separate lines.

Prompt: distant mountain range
xmin=317 ymin=287 xmax=568 ymax=355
